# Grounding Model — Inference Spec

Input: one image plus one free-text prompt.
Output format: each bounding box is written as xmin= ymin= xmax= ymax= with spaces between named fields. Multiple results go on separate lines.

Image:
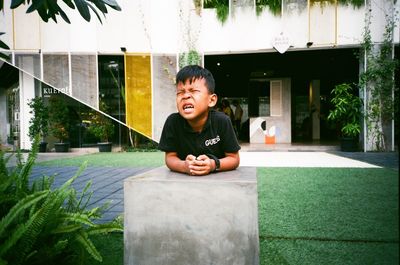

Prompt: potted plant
xmin=48 ymin=96 xmax=70 ymax=152
xmin=327 ymin=83 xmax=363 ymax=151
xmin=87 ymin=102 xmax=115 ymax=152
xmin=27 ymin=97 xmax=49 ymax=152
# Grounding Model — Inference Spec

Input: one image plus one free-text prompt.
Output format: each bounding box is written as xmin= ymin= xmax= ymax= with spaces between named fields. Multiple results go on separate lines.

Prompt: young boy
xmin=158 ymin=65 xmax=240 ymax=176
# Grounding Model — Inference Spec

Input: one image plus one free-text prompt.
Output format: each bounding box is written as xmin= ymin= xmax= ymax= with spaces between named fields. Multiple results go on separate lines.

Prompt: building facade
xmin=0 ymin=0 xmax=399 ymax=151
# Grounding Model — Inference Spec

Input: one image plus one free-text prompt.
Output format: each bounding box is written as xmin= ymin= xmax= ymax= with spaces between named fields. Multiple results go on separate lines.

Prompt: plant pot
xmin=98 ymin=142 xmax=112 ymax=152
xmin=39 ymin=142 xmax=48 ymax=153
xmin=340 ymin=137 xmax=359 ymax=152
xmin=54 ymin=143 xmax=70 ymax=152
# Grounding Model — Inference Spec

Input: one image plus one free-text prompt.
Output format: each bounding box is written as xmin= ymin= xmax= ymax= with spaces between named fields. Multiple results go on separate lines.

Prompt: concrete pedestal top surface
xmin=124 ymin=166 xmax=259 ymax=265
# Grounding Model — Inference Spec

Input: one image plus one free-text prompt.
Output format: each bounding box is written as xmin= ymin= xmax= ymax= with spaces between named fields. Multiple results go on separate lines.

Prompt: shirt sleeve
xmin=158 ymin=114 xmax=177 ymax=152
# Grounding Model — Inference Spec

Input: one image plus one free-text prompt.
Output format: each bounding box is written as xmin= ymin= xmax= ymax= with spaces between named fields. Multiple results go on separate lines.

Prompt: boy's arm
xmin=165 ymin=151 xmax=195 ymax=174
xmin=165 ymin=151 xmax=240 ymax=176
xmin=219 ymin=151 xmax=240 ymax=172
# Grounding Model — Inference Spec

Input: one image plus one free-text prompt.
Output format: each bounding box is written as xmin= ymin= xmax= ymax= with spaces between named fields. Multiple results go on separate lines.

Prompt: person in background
xmin=221 ymin=99 xmax=234 ymax=124
xmin=232 ymin=99 xmax=243 ymax=137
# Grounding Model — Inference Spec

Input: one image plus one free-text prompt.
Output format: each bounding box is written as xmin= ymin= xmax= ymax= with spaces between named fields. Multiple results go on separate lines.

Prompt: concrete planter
xmin=98 ymin=142 xmax=112 ymax=152
xmin=54 ymin=143 xmax=70 ymax=152
xmin=39 ymin=142 xmax=48 ymax=152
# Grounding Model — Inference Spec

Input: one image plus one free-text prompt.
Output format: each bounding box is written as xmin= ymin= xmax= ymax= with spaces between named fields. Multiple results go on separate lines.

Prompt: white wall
xmin=1 ymin=1 xmax=398 ymax=55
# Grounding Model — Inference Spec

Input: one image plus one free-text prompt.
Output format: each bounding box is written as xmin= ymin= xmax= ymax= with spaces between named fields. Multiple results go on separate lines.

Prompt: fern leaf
xmin=51 ymin=224 xmax=82 ymax=234
xmin=0 ymin=190 xmax=49 ymax=236
xmin=86 ymin=222 xmax=123 ymax=235
xmin=0 ymin=150 xmax=13 ymax=178
xmin=0 ymin=206 xmax=40 ymax=257
xmin=53 ymin=239 xmax=69 ymax=254
xmin=59 ymin=162 xmax=88 ymax=192
xmin=59 ymin=212 xmax=95 ymax=227
xmin=75 ymin=231 xmax=102 ymax=262
xmin=15 ymin=192 xmax=64 ymax=263
xmin=76 ymin=180 xmax=92 ymax=210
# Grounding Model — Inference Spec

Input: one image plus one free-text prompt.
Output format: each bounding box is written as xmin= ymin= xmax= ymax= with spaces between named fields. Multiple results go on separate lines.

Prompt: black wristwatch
xmin=207 ymin=154 xmax=220 ymax=173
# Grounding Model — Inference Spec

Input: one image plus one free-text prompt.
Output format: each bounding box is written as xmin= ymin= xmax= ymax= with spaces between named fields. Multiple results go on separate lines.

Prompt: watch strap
xmin=206 ymin=153 xmax=220 ymax=172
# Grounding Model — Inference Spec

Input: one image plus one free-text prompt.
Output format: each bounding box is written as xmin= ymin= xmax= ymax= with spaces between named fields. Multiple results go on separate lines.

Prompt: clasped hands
xmin=185 ymin=154 xmax=215 ymax=176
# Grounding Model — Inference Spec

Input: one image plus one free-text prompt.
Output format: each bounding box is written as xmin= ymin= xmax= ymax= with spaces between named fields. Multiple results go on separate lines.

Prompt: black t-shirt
xmin=158 ymin=110 xmax=241 ymax=160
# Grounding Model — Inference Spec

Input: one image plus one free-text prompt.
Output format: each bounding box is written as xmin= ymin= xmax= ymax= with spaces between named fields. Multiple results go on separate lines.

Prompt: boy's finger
xmin=196 ymin=155 xmax=207 ymax=161
xmin=186 ymin=154 xmax=196 ymax=161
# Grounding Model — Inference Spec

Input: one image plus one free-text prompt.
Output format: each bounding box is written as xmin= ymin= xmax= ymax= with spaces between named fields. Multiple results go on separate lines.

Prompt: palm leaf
xmin=74 ymin=0 xmax=91 ymax=21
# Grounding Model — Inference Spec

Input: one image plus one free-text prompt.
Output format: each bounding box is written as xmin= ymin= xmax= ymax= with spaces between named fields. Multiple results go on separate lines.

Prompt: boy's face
xmin=176 ymin=78 xmax=217 ymax=122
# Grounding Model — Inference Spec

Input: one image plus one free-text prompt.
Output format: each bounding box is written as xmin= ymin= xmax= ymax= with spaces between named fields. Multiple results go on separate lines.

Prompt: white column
xmin=19 ymin=58 xmax=36 ymax=150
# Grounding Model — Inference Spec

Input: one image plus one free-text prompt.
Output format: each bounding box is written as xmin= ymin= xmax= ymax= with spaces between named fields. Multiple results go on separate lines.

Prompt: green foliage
xmin=179 ymin=50 xmax=201 ymax=69
xmin=338 ymin=0 xmax=364 ymax=8
xmin=0 ymin=32 xmax=10 ymax=60
xmin=0 ymin=137 xmax=123 ymax=265
xmin=0 ymin=0 xmax=121 ymax=59
xmin=311 ymin=0 xmax=364 ymax=8
xmin=1 ymin=0 xmax=121 ymax=24
xmin=327 ymin=83 xmax=363 ymax=138
xmin=360 ymin=8 xmax=398 ymax=151
xmin=204 ymin=0 xmax=229 ymax=24
xmin=48 ymin=97 xmax=70 ymax=143
xmin=27 ymin=97 xmax=49 ymax=142
xmin=86 ymin=102 xmax=115 ymax=143
xmin=256 ymin=0 xmax=281 ymax=16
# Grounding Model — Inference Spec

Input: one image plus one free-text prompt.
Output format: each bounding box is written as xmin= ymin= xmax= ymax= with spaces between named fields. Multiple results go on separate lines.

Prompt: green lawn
xmin=37 ymin=151 xmax=165 ymax=167
xmin=40 ymin=153 xmax=399 ymax=264
xmin=258 ymin=167 xmax=399 ymax=265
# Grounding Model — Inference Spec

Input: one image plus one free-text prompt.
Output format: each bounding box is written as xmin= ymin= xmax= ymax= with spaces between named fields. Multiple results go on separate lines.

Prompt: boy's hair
xmin=176 ymin=65 xmax=216 ymax=94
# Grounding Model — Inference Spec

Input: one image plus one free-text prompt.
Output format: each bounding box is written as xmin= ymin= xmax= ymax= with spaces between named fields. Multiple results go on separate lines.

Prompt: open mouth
xmin=182 ymin=104 xmax=194 ymax=113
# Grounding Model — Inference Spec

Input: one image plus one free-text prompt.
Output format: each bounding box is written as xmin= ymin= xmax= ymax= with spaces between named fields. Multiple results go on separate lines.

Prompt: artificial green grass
xmin=36 ymin=152 xmax=165 ymax=167
xmin=258 ymin=167 xmax=399 ymax=265
xmin=86 ymin=232 xmax=123 ymax=265
xmin=53 ymin=163 xmax=398 ymax=265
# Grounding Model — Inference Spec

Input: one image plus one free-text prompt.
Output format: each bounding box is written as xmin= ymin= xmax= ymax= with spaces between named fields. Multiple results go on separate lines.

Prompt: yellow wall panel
xmin=125 ymin=54 xmax=152 ymax=138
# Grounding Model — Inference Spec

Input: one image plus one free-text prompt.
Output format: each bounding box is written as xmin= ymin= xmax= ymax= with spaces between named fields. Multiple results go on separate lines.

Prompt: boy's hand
xmin=184 ymin=154 xmax=197 ymax=174
xmin=186 ymin=154 xmax=215 ymax=176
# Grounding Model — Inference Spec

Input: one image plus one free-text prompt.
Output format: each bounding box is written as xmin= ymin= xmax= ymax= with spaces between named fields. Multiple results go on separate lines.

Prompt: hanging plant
xmin=337 ymin=0 xmax=364 ymax=8
xmin=204 ymin=0 xmax=229 ymax=24
xmin=179 ymin=50 xmax=201 ymax=69
xmin=360 ymin=8 xmax=398 ymax=151
xmin=256 ymin=0 xmax=281 ymax=16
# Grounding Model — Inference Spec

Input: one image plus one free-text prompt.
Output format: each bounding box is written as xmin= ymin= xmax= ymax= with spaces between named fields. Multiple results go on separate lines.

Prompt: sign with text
xmin=42 ymin=86 xmax=70 ymax=97
xmin=272 ymin=33 xmax=290 ymax=54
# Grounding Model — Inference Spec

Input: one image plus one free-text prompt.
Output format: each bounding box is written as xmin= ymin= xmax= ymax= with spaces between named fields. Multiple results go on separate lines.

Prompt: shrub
xmin=0 ymin=137 xmax=122 ymax=265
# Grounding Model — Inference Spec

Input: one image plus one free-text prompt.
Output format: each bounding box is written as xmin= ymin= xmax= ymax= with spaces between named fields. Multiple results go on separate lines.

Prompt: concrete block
xmin=124 ymin=166 xmax=259 ymax=265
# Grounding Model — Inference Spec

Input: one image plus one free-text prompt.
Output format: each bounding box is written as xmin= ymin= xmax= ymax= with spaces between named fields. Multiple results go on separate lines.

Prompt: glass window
xmin=248 ymin=80 xmax=270 ymax=117
xmin=98 ymin=55 xmax=125 ymax=122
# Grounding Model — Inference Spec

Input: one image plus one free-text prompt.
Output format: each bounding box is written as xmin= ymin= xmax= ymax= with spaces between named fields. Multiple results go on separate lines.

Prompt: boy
xmin=158 ymin=65 xmax=240 ymax=176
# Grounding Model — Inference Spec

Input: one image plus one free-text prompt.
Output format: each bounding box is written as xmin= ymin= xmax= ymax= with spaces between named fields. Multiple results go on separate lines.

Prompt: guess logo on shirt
xmin=205 ymin=135 xmax=220 ymax=146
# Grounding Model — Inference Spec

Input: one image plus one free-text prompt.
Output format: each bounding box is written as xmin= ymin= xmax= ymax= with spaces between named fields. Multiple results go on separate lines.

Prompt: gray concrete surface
xmin=124 ymin=166 xmax=259 ymax=265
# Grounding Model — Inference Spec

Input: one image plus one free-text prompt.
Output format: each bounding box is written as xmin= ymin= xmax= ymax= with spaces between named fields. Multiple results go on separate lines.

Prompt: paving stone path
xmin=30 ymin=166 xmax=155 ymax=223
